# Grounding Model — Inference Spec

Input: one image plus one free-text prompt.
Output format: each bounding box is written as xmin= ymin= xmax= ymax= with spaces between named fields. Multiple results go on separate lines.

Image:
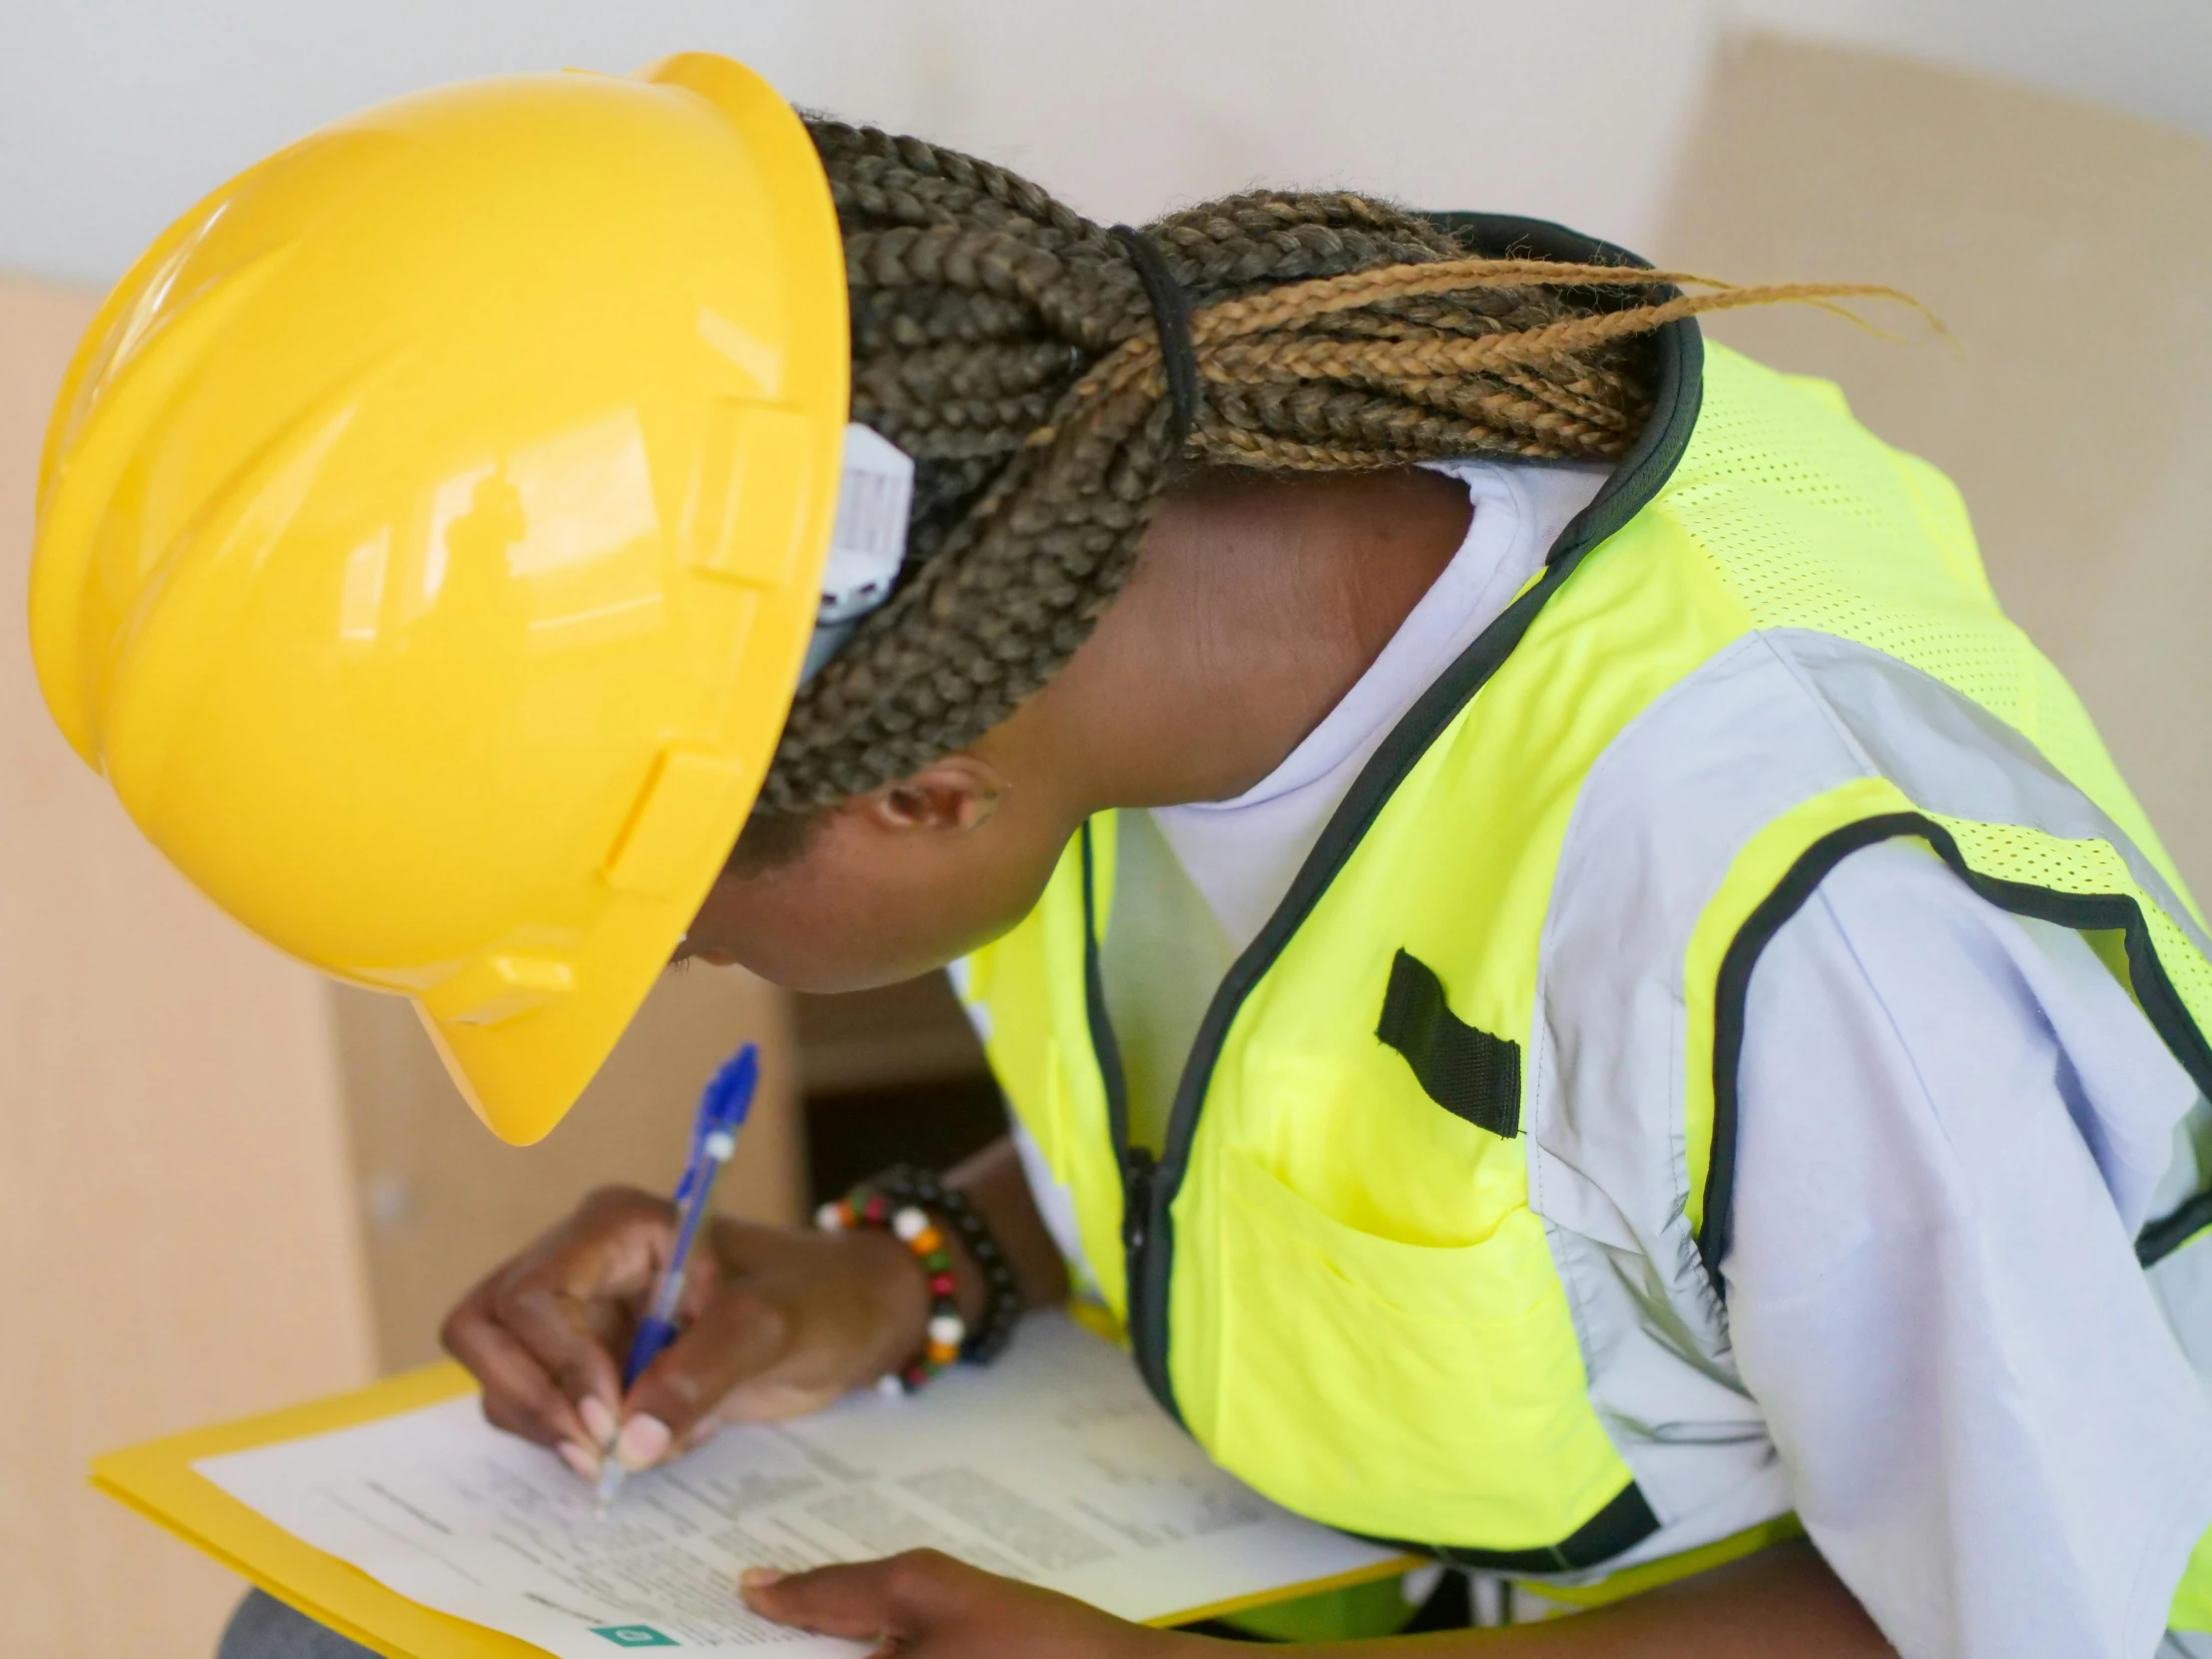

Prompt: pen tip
xmin=593 ymin=1453 xmax=625 ymax=1519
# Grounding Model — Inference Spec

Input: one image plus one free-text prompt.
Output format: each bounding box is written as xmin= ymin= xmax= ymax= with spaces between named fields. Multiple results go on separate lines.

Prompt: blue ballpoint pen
xmin=593 ymin=1041 xmax=760 ymax=1515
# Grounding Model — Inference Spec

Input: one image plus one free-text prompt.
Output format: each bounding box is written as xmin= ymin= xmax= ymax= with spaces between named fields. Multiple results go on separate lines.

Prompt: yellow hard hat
xmin=29 ymin=54 xmax=848 ymax=1144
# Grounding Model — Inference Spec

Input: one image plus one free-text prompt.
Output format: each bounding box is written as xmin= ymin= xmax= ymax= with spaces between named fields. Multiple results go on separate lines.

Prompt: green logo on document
xmin=590 ymin=1626 xmax=679 ymax=1647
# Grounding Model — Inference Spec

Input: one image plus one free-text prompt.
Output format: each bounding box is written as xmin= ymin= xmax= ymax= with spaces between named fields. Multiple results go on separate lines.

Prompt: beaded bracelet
xmin=816 ymin=1163 xmax=1024 ymax=1393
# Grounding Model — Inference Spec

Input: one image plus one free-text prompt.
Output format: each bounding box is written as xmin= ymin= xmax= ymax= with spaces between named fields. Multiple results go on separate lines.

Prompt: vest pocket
xmin=1200 ymin=1147 xmax=1634 ymax=1550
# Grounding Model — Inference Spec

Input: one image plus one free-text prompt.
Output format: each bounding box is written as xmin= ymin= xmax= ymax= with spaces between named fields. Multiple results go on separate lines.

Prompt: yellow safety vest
xmin=954 ymin=322 xmax=2212 ymax=1616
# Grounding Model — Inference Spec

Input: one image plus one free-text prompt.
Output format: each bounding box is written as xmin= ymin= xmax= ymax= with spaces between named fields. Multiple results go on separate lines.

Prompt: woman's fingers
xmin=439 ymin=1294 xmax=587 ymax=1450
xmin=439 ymin=1186 xmax=681 ymax=1457
xmin=488 ymin=1280 xmax=628 ymax=1431
xmin=736 ymin=1552 xmax=1167 ymax=1659
xmin=440 ymin=1191 xmax=940 ymax=1477
xmin=739 ymin=1550 xmax=973 ymax=1645
xmin=622 ymin=1282 xmax=796 ymax=1450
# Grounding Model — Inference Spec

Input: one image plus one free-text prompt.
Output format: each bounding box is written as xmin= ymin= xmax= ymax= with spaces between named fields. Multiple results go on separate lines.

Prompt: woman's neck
xmin=1000 ymin=466 xmax=1475 ymax=813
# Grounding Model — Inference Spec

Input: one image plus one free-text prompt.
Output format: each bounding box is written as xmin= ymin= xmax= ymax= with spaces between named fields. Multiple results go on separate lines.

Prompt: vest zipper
xmin=1119 ymin=1146 xmax=1156 ymax=1267
xmin=1118 ymin=1143 xmax=1170 ymax=1407
xmin=1079 ymin=824 xmax=1174 ymax=1406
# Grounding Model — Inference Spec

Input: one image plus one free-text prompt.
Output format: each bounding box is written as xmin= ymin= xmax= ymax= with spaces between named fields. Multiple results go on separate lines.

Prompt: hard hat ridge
xmin=30 ymin=53 xmax=849 ymax=1144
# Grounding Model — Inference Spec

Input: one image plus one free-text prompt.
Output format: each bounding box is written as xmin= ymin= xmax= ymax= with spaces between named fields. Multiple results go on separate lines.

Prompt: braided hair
xmin=759 ymin=119 xmax=1898 ymax=818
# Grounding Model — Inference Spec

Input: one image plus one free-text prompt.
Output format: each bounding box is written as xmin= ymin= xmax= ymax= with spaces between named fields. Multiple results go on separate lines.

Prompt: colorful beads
xmin=818 ymin=1185 xmax=969 ymax=1394
xmin=818 ymin=1164 xmax=1025 ymax=1395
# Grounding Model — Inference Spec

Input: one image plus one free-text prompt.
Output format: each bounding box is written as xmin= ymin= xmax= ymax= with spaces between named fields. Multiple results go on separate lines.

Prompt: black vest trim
xmin=2140 ymin=1191 xmax=2212 ymax=1268
xmin=1365 ymin=1478 xmax=1663 ymax=1574
xmin=1377 ymin=949 xmax=1521 ymax=1138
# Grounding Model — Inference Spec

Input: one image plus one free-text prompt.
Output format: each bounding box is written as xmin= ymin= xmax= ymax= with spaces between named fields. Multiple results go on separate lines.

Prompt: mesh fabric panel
xmin=1939 ymin=819 xmax=2212 ymax=1037
xmin=1665 ymin=347 xmax=2202 ymax=923
xmin=1657 ymin=346 xmax=2208 ymax=1029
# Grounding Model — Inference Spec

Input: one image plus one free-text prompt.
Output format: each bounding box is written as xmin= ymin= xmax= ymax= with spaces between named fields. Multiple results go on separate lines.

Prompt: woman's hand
xmin=439 ymin=1186 xmax=928 ymax=1476
xmin=742 ymin=1541 xmax=1899 ymax=1659
xmin=740 ymin=1551 xmax=1197 ymax=1659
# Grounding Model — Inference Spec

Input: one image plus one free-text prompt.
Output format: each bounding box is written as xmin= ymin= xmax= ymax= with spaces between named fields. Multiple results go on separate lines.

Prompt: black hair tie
xmin=1111 ymin=225 xmax=1201 ymax=447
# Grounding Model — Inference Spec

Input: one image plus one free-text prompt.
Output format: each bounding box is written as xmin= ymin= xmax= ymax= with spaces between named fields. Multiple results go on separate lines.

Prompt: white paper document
xmin=197 ymin=1314 xmax=1400 ymax=1656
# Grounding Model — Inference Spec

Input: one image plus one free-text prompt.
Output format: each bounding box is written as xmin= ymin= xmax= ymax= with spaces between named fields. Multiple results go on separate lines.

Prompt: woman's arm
xmin=1316 ymin=1541 xmax=1891 ymax=1656
xmin=737 ymin=1537 xmax=1895 ymax=1656
xmin=944 ymin=1134 xmax=1071 ymax=1317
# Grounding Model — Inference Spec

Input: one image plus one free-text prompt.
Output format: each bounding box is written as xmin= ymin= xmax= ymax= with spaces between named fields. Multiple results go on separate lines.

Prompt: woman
xmin=32 ymin=53 xmax=2212 ymax=1658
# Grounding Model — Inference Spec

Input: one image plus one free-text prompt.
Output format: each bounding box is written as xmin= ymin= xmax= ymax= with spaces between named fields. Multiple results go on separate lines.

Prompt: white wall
xmin=5 ymin=0 xmax=1731 ymax=287
xmin=6 ymin=0 xmax=2210 ymax=293
xmin=4 ymin=0 xmax=823 ymax=285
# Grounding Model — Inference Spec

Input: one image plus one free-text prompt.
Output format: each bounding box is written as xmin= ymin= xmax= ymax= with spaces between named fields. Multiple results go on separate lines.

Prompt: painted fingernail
xmin=557 ymin=1440 xmax=600 ymax=1482
xmin=740 ymin=1567 xmax=785 ymax=1592
xmin=578 ymin=1395 xmax=617 ymax=1448
xmin=616 ymin=1413 xmax=672 ymax=1471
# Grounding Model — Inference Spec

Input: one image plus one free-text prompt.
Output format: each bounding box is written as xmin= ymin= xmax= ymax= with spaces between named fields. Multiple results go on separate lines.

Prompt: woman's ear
xmin=854 ymin=755 xmax=1008 ymax=835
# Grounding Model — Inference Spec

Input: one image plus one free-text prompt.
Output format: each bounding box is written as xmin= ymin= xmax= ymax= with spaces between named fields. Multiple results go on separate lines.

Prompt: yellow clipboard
xmin=94 ymin=1364 xmax=542 ymax=1659
xmin=94 ymin=1366 xmax=1414 ymax=1658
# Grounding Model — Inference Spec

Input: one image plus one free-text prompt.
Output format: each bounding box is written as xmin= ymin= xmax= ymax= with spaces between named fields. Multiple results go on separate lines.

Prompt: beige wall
xmin=0 ymin=277 xmax=378 ymax=1655
xmin=338 ymin=971 xmax=803 ymax=1372
xmin=1660 ymin=32 xmax=2212 ymax=898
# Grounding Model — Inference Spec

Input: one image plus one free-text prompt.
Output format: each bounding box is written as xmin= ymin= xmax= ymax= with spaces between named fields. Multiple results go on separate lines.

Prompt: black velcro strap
xmin=1376 ymin=949 xmax=1520 ymax=1138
